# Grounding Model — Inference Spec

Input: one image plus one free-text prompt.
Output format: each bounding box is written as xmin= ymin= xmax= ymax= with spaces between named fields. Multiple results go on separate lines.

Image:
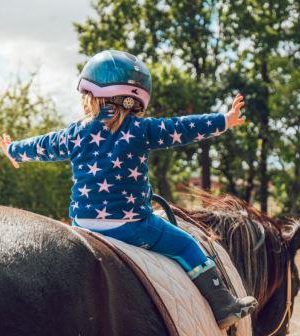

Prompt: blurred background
xmin=0 ymin=0 xmax=300 ymax=221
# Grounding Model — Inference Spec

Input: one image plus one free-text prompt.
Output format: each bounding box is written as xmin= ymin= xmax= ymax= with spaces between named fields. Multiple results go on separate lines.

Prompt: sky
xmin=0 ymin=0 xmax=95 ymax=122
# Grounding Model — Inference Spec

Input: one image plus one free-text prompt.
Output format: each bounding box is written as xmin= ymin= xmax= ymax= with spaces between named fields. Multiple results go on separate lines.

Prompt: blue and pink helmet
xmin=78 ymin=50 xmax=152 ymax=111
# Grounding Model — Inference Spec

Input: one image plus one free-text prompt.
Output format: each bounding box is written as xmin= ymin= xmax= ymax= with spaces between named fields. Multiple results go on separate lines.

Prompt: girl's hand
xmin=226 ymin=93 xmax=246 ymax=129
xmin=0 ymin=134 xmax=19 ymax=168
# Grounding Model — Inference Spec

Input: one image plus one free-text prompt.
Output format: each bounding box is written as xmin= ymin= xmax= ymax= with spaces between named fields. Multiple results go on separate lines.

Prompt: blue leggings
xmin=72 ymin=213 xmax=208 ymax=278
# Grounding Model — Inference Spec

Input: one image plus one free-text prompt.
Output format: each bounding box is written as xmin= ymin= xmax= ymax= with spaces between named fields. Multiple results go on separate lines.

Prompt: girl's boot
xmin=192 ymin=258 xmax=258 ymax=329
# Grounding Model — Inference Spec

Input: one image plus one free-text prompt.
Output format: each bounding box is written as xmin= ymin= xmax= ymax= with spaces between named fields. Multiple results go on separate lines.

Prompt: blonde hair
xmin=82 ymin=92 xmax=145 ymax=133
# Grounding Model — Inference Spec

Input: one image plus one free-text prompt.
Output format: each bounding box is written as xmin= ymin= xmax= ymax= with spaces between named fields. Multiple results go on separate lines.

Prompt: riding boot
xmin=192 ymin=258 xmax=258 ymax=330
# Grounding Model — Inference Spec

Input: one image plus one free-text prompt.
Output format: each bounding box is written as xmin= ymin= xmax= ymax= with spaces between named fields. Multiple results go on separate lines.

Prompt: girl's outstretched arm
xmin=0 ymin=134 xmax=20 ymax=168
xmin=4 ymin=125 xmax=77 ymax=164
xmin=141 ymin=94 xmax=245 ymax=151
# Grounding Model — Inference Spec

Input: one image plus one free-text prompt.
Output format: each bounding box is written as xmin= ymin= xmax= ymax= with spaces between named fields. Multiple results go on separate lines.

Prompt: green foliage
xmin=1 ymin=0 xmax=300 ymax=218
xmin=213 ymin=0 xmax=300 ymax=212
xmin=73 ymin=0 xmax=300 ymax=214
xmin=0 ymin=76 xmax=72 ymax=220
xmin=74 ymin=0 xmax=224 ymax=199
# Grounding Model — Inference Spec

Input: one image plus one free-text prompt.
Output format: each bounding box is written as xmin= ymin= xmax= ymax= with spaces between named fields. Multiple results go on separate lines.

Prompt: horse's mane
xmin=170 ymin=188 xmax=294 ymax=309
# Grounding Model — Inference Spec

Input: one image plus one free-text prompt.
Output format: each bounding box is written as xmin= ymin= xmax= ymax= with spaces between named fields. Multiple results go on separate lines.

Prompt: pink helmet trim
xmin=78 ymin=78 xmax=151 ymax=109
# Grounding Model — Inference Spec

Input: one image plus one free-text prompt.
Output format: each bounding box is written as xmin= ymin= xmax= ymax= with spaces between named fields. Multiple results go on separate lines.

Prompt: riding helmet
xmin=77 ymin=50 xmax=152 ymax=111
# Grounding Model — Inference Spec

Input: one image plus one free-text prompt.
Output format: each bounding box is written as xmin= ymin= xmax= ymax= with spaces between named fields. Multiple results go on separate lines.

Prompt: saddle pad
xmin=100 ymin=213 xmax=252 ymax=336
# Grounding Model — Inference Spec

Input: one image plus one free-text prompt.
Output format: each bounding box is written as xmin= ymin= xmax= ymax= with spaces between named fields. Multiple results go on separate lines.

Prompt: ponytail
xmin=82 ymin=93 xmax=145 ymax=133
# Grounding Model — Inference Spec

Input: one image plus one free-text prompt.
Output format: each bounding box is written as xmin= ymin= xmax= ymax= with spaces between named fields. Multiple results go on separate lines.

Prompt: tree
xmin=218 ymin=0 xmax=300 ymax=212
xmin=0 ymin=76 xmax=72 ymax=220
xmin=270 ymin=56 xmax=300 ymax=215
xmin=75 ymin=0 xmax=300 ymax=215
xmin=74 ymin=0 xmax=223 ymax=191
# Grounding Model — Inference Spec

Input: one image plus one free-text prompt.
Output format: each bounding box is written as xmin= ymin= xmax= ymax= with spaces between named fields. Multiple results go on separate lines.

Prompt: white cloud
xmin=0 ymin=0 xmax=95 ymax=123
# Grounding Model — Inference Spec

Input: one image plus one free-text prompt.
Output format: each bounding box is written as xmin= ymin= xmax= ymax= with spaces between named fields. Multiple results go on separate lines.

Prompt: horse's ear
xmin=281 ymin=219 xmax=300 ymax=255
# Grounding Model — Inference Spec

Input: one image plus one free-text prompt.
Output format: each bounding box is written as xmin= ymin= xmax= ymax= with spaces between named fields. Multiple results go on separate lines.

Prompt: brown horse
xmin=0 ymin=205 xmax=170 ymax=336
xmin=170 ymin=189 xmax=300 ymax=336
xmin=0 ymin=190 xmax=299 ymax=336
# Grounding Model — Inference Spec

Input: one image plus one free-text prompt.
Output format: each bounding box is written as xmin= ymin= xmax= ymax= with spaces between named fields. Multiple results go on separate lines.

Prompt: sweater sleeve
xmin=141 ymin=113 xmax=228 ymax=150
xmin=7 ymin=126 xmax=74 ymax=163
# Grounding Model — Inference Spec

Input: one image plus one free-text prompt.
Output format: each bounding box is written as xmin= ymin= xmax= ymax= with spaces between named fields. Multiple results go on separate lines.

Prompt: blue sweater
xmin=8 ymin=106 xmax=227 ymax=221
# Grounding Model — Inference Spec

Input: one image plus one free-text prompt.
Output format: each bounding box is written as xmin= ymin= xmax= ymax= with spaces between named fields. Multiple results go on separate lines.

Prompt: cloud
xmin=0 ymin=0 xmax=95 ymax=123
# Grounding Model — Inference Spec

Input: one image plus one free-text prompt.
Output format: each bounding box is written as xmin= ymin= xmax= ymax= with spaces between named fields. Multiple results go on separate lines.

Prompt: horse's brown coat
xmin=0 ymin=206 xmax=169 ymax=336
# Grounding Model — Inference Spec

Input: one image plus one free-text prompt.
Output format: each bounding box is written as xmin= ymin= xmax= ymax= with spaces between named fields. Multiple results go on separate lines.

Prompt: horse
xmin=170 ymin=189 xmax=300 ymax=336
xmin=0 ymin=189 xmax=299 ymax=336
xmin=0 ymin=205 xmax=170 ymax=336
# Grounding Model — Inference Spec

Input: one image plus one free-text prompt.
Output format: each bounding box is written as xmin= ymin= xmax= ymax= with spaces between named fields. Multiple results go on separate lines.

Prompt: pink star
xmin=159 ymin=121 xmax=166 ymax=131
xmin=97 ymin=179 xmax=114 ymax=192
xmin=212 ymin=128 xmax=222 ymax=137
xmin=128 ymin=167 xmax=142 ymax=181
xmin=120 ymin=130 xmax=135 ymax=143
xmin=170 ymin=130 xmax=182 ymax=144
xmin=115 ymin=174 xmax=122 ymax=180
xmin=96 ymin=207 xmax=112 ymax=219
xmin=71 ymin=201 xmax=79 ymax=210
xmin=158 ymin=139 xmax=164 ymax=145
xmin=134 ymin=120 xmax=141 ymax=127
xmin=127 ymin=153 xmax=133 ymax=159
xmin=36 ymin=144 xmax=45 ymax=155
xmin=19 ymin=152 xmax=30 ymax=162
xmin=71 ymin=134 xmax=83 ymax=148
xmin=122 ymin=208 xmax=139 ymax=220
xmin=60 ymin=136 xmax=67 ymax=146
xmin=78 ymin=184 xmax=91 ymax=198
xmin=87 ymin=162 xmax=101 ymax=176
xmin=90 ymin=131 xmax=105 ymax=146
xmin=195 ymin=133 xmax=205 ymax=141
xmin=126 ymin=193 xmax=136 ymax=204
xmin=139 ymin=155 xmax=147 ymax=164
xmin=112 ymin=157 xmax=123 ymax=169
xmin=122 ymin=190 xmax=127 ymax=195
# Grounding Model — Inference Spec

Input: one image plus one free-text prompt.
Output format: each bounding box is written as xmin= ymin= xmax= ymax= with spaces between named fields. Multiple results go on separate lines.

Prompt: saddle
xmin=74 ymin=211 xmax=252 ymax=336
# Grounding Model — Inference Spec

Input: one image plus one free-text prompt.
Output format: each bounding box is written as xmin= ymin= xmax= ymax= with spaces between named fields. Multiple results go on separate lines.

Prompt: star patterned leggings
xmin=72 ymin=213 xmax=208 ymax=278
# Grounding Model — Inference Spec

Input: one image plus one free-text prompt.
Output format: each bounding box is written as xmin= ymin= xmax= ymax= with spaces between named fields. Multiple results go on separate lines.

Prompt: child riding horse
xmin=0 ymin=50 xmax=257 ymax=329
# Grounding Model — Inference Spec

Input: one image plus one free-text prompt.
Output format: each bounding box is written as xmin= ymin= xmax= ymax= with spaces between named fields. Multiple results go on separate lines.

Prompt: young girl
xmin=0 ymin=50 xmax=257 ymax=329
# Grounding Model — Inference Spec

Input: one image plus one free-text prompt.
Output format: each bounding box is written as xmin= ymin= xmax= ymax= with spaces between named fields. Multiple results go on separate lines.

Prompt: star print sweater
xmin=8 ymin=106 xmax=228 ymax=222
